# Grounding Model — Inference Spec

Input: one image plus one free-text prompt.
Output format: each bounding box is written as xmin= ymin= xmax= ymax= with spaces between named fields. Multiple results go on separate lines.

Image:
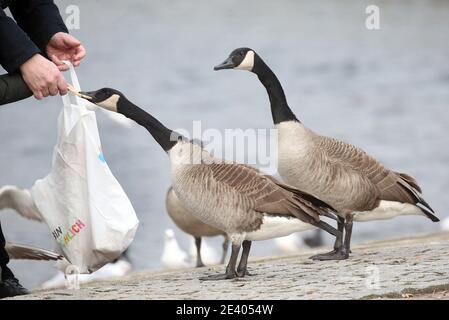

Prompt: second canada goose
xmin=214 ymin=48 xmax=439 ymax=260
xmin=5 ymin=242 xmax=62 ymax=261
xmin=77 ymin=87 xmax=340 ymax=279
xmin=0 ymin=185 xmax=42 ymax=221
xmin=0 ymin=185 xmax=62 ymax=261
xmin=166 ymin=186 xmax=229 ymax=267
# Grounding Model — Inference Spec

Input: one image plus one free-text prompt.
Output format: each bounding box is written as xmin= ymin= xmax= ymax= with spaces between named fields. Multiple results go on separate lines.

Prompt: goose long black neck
xmin=252 ymin=56 xmax=299 ymax=124
xmin=117 ymin=97 xmax=178 ymax=152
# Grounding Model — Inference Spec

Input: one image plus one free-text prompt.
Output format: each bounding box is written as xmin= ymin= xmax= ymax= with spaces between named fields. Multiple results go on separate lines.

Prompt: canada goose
xmin=161 ymin=229 xmax=190 ymax=270
xmin=5 ymin=242 xmax=62 ymax=261
xmin=0 ymin=185 xmax=62 ymax=261
xmin=0 ymin=185 xmax=42 ymax=221
xmin=1 ymin=185 xmax=59 ymax=260
xmin=76 ymin=87 xmax=340 ymax=279
xmin=214 ymin=48 xmax=439 ymax=260
xmin=166 ymin=186 xmax=229 ymax=267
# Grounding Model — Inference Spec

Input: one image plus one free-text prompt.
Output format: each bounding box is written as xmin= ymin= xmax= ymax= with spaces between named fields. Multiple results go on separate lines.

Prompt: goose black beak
xmin=78 ymin=91 xmax=94 ymax=101
xmin=67 ymin=84 xmax=93 ymax=100
xmin=213 ymin=57 xmax=235 ymax=71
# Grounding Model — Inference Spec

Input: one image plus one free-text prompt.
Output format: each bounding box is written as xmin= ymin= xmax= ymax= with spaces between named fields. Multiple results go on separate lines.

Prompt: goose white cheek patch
xmin=98 ymin=94 xmax=120 ymax=112
xmin=235 ymin=50 xmax=255 ymax=71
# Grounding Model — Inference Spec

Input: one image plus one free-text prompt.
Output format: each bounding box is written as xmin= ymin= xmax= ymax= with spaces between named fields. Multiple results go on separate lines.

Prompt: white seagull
xmin=160 ymin=229 xmax=191 ymax=270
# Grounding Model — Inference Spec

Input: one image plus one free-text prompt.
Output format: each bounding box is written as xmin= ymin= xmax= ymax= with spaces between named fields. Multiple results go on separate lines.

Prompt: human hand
xmin=46 ymin=32 xmax=86 ymax=71
xmin=19 ymin=54 xmax=68 ymax=100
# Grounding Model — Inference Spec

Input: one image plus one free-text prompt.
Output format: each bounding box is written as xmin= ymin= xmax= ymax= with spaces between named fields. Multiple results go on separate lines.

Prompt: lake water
xmin=1 ymin=0 xmax=448 ymax=289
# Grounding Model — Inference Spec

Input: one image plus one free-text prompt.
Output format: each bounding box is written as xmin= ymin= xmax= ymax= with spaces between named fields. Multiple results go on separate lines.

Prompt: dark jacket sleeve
xmin=9 ymin=0 xmax=68 ymax=52
xmin=0 ymin=8 xmax=40 ymax=73
xmin=0 ymin=73 xmax=32 ymax=105
xmin=0 ymin=0 xmax=68 ymax=73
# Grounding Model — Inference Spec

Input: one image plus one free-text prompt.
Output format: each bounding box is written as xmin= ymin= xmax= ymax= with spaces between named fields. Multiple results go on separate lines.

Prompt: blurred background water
xmin=1 ymin=0 xmax=449 ymax=289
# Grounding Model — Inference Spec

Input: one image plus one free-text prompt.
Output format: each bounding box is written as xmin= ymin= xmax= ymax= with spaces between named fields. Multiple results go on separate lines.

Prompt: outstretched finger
xmin=51 ymin=55 xmax=69 ymax=71
xmin=62 ymin=34 xmax=81 ymax=48
xmin=72 ymin=45 xmax=86 ymax=62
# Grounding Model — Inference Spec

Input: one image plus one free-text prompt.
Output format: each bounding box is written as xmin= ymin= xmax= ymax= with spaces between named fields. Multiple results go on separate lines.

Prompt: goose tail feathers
xmin=395 ymin=172 xmax=439 ymax=222
xmin=418 ymin=202 xmax=439 ymax=222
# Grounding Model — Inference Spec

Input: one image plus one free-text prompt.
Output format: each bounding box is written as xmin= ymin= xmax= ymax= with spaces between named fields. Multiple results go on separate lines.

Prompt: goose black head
xmin=79 ymin=88 xmax=124 ymax=112
xmin=214 ymin=47 xmax=256 ymax=72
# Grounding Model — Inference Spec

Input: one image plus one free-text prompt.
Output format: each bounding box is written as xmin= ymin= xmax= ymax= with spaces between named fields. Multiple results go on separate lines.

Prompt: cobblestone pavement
xmin=10 ymin=232 xmax=449 ymax=300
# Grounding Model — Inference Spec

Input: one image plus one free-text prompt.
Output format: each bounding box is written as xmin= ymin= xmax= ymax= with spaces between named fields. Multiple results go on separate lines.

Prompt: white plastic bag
xmin=31 ymin=62 xmax=139 ymax=273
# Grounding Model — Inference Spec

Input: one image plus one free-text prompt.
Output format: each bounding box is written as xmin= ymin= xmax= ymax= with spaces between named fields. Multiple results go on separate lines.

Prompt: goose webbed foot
xmin=200 ymin=242 xmax=242 ymax=281
xmin=199 ymin=269 xmax=237 ymax=281
xmin=236 ymin=268 xmax=254 ymax=277
xmin=311 ymin=215 xmax=354 ymax=261
xmin=310 ymin=216 xmax=352 ymax=261
xmin=309 ymin=249 xmax=349 ymax=261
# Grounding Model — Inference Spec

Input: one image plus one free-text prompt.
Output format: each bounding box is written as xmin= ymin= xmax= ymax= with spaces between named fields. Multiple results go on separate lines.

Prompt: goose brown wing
xmin=208 ymin=163 xmax=333 ymax=224
xmin=319 ymin=137 xmax=438 ymax=221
